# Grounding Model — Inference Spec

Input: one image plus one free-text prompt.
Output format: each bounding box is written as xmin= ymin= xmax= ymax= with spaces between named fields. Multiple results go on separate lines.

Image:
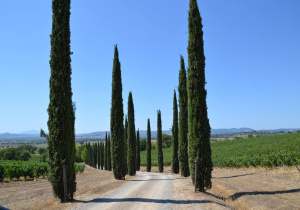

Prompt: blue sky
xmin=0 ymin=0 xmax=299 ymax=134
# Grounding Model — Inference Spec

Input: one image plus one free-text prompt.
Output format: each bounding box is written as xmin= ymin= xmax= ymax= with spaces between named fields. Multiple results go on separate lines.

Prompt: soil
xmin=0 ymin=166 xmax=299 ymax=210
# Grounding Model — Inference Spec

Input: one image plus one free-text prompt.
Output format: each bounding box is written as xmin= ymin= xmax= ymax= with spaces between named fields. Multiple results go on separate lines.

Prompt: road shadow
xmin=126 ymin=178 xmax=174 ymax=181
xmin=228 ymin=188 xmax=300 ymax=201
xmin=213 ymin=173 xmax=255 ymax=179
xmin=87 ymin=197 xmax=227 ymax=207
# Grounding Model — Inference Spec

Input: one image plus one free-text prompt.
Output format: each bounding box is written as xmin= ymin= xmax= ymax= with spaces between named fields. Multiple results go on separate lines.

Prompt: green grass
xmin=140 ymin=132 xmax=300 ymax=168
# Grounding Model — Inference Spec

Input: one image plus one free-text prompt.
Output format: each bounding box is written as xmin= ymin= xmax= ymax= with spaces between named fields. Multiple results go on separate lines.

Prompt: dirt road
xmin=71 ymin=171 xmax=228 ymax=210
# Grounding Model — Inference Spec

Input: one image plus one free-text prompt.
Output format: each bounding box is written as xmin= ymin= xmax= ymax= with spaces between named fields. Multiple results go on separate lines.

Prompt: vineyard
xmin=212 ymin=132 xmax=300 ymax=168
xmin=0 ymin=160 xmax=85 ymax=181
xmin=140 ymin=132 xmax=300 ymax=169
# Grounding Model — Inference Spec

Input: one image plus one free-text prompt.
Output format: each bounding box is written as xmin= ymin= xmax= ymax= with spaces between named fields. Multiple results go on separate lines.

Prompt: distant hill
xmin=1 ymin=128 xmax=299 ymax=142
xmin=211 ymin=128 xmax=255 ymax=134
xmin=19 ymin=130 xmax=40 ymax=135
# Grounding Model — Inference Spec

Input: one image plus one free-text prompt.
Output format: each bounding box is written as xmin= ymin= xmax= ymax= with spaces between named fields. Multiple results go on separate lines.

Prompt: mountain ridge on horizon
xmin=2 ymin=127 xmax=299 ymax=137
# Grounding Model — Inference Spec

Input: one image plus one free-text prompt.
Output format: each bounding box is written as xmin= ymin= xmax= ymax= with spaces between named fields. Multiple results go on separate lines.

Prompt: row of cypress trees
xmin=85 ymin=133 xmax=112 ymax=171
xmin=110 ymin=45 xmax=142 ymax=180
xmin=170 ymin=0 xmax=212 ymax=192
xmin=46 ymin=0 xmax=211 ymax=201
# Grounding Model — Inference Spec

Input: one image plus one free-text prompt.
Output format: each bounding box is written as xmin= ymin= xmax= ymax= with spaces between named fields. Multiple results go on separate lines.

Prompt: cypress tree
xmin=98 ymin=142 xmax=101 ymax=169
xmin=94 ymin=143 xmax=98 ymax=168
xmin=157 ymin=110 xmax=163 ymax=173
xmin=187 ymin=0 xmax=213 ymax=192
xmin=123 ymin=116 xmax=128 ymax=175
xmin=101 ymin=142 xmax=104 ymax=170
xmin=127 ymin=92 xmax=136 ymax=176
xmin=172 ymin=90 xmax=179 ymax=174
xmin=146 ymin=119 xmax=151 ymax=172
xmin=107 ymin=134 xmax=112 ymax=171
xmin=178 ymin=56 xmax=190 ymax=177
xmin=136 ymin=129 xmax=140 ymax=171
xmin=47 ymin=0 xmax=76 ymax=201
xmin=110 ymin=45 xmax=125 ymax=180
xmin=104 ymin=133 xmax=108 ymax=170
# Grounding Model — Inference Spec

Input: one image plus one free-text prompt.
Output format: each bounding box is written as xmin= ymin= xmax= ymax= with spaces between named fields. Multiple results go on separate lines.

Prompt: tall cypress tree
xmin=172 ymin=90 xmax=179 ymax=174
xmin=127 ymin=92 xmax=136 ymax=176
xmin=107 ymin=133 xmax=112 ymax=171
xmin=47 ymin=0 xmax=76 ymax=201
xmin=136 ymin=129 xmax=140 ymax=171
xmin=104 ymin=133 xmax=108 ymax=170
xmin=187 ymin=0 xmax=212 ymax=192
xmin=123 ymin=116 xmax=128 ymax=175
xmin=157 ymin=110 xmax=163 ymax=173
xmin=94 ymin=143 xmax=98 ymax=168
xmin=178 ymin=56 xmax=189 ymax=177
xmin=110 ymin=45 xmax=125 ymax=180
xmin=146 ymin=119 xmax=151 ymax=172
xmin=101 ymin=142 xmax=104 ymax=170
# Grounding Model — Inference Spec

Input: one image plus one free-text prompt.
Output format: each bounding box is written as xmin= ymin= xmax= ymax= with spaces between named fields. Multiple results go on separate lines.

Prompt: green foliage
xmin=157 ymin=110 xmax=164 ymax=172
xmin=47 ymin=0 xmax=76 ymax=201
xmin=146 ymin=119 xmax=151 ymax=172
xmin=18 ymin=145 xmax=37 ymax=154
xmin=161 ymin=134 xmax=172 ymax=148
xmin=101 ymin=142 xmax=104 ymax=170
xmin=0 ymin=160 xmax=85 ymax=181
xmin=107 ymin=134 xmax=112 ymax=171
xmin=127 ymin=92 xmax=136 ymax=176
xmin=187 ymin=0 xmax=212 ymax=192
xmin=81 ymin=148 xmax=87 ymax=162
xmin=136 ymin=129 xmax=140 ymax=171
xmin=212 ymin=132 xmax=300 ymax=168
xmin=123 ymin=116 xmax=128 ymax=175
xmin=104 ymin=133 xmax=108 ymax=170
xmin=0 ymin=146 xmax=38 ymax=161
xmin=40 ymin=152 xmax=49 ymax=163
xmin=38 ymin=148 xmax=48 ymax=155
xmin=140 ymin=139 xmax=146 ymax=151
xmin=172 ymin=90 xmax=179 ymax=174
xmin=20 ymin=151 xmax=31 ymax=161
xmin=110 ymin=45 xmax=125 ymax=180
xmin=178 ymin=55 xmax=189 ymax=177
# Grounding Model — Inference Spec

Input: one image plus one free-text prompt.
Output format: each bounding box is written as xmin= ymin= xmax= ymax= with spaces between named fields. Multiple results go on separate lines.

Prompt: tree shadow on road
xmin=213 ymin=173 xmax=255 ymax=179
xmin=126 ymin=178 xmax=174 ymax=181
xmin=87 ymin=197 xmax=227 ymax=207
xmin=228 ymin=188 xmax=300 ymax=201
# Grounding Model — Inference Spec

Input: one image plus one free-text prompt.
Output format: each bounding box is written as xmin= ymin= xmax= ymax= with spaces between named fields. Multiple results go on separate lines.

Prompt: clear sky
xmin=0 ymin=0 xmax=299 ymax=134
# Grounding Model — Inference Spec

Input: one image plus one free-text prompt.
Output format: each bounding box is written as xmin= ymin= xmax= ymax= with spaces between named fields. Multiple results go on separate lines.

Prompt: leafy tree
xmin=79 ymin=140 xmax=84 ymax=145
xmin=146 ymin=119 xmax=151 ymax=172
xmin=162 ymin=134 xmax=172 ymax=148
xmin=136 ymin=129 xmax=140 ymax=171
xmin=157 ymin=110 xmax=163 ymax=172
xmin=110 ymin=45 xmax=125 ymax=180
xmin=127 ymin=92 xmax=136 ymax=176
xmin=20 ymin=151 xmax=31 ymax=161
xmin=172 ymin=90 xmax=179 ymax=174
xmin=38 ymin=148 xmax=48 ymax=155
xmin=178 ymin=55 xmax=189 ymax=177
xmin=187 ymin=0 xmax=212 ymax=192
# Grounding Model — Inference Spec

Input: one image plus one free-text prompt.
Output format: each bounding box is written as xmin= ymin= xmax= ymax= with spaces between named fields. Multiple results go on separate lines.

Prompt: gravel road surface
xmin=71 ymin=171 xmax=228 ymax=210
